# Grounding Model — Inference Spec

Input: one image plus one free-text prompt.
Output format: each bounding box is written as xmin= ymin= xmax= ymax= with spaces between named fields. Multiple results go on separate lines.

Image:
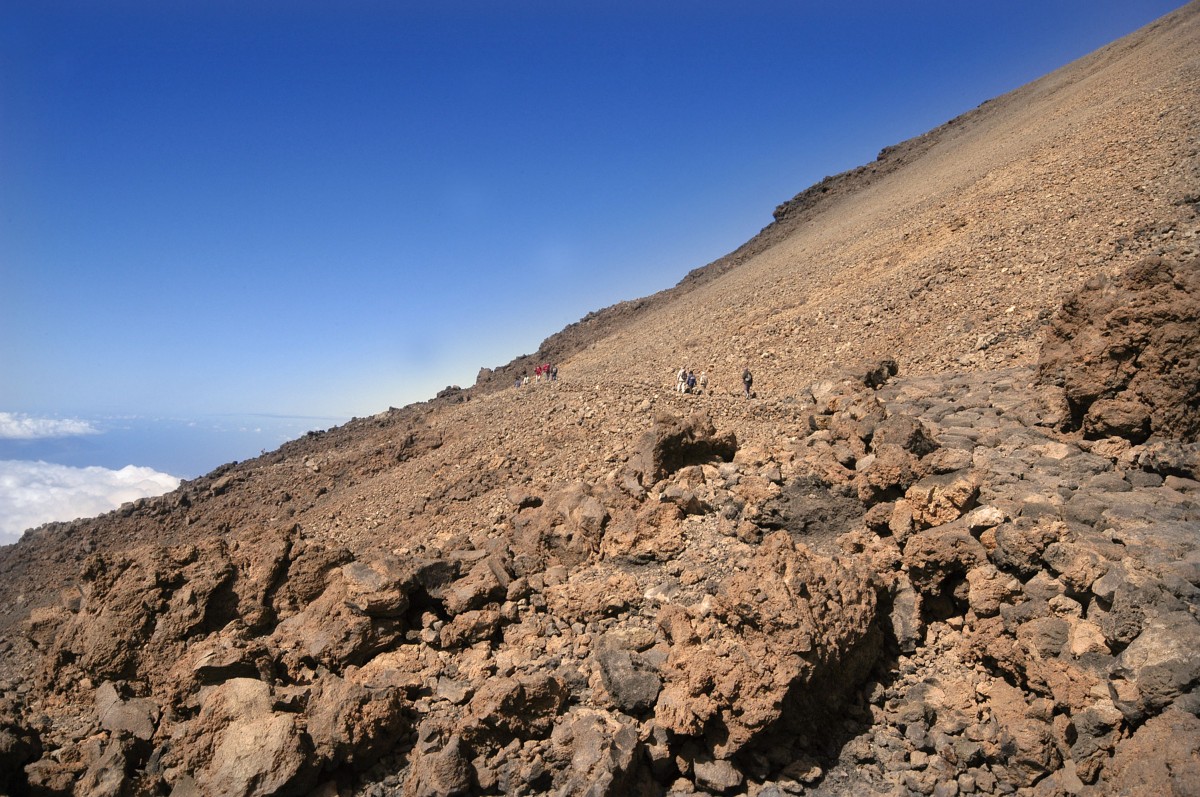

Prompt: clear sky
xmin=1 ymin=1 xmax=1186 ymax=422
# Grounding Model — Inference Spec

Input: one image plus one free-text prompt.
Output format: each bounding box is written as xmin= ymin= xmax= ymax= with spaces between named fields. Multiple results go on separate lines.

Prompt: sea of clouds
xmin=0 ymin=412 xmax=181 ymax=545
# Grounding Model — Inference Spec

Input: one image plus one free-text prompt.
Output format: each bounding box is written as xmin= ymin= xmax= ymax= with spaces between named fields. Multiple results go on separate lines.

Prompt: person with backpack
xmin=742 ymin=368 xmax=753 ymax=398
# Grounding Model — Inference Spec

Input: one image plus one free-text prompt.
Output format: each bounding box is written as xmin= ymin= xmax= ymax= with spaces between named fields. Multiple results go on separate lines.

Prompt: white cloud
xmin=0 ymin=412 xmax=99 ymax=439
xmin=0 ymin=460 xmax=180 ymax=545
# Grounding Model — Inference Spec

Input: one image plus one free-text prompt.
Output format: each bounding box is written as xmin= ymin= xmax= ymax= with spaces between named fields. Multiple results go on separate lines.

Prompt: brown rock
xmin=549 ymin=708 xmax=647 ymax=797
xmin=905 ymin=471 xmax=979 ymax=529
xmin=1098 ymin=709 xmax=1200 ymax=795
xmin=1038 ymin=253 xmax=1200 ymax=442
xmin=94 ymin=681 xmax=159 ymax=742
xmin=633 ymin=411 xmax=737 ymax=485
xmin=306 ymin=673 xmax=410 ymax=770
xmin=902 ymin=526 xmax=987 ymax=594
xmin=173 ymin=678 xmax=311 ymax=797
xmin=655 ymin=532 xmax=878 ymax=757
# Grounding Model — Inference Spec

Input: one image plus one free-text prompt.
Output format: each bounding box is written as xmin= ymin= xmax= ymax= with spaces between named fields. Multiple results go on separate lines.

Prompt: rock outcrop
xmin=1039 ymin=253 xmax=1200 ymax=442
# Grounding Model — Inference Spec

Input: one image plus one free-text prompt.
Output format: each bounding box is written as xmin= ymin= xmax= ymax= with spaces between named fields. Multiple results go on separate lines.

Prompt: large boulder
xmin=654 ymin=532 xmax=878 ymax=758
xmin=632 ymin=411 xmax=737 ymax=485
xmin=1097 ymin=709 xmax=1200 ymax=796
xmin=170 ymin=678 xmax=312 ymax=797
xmin=1038 ymin=253 xmax=1200 ymax=442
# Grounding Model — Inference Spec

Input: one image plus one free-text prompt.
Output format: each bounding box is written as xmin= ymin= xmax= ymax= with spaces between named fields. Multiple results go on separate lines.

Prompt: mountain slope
xmin=0 ymin=4 xmax=1198 ymax=796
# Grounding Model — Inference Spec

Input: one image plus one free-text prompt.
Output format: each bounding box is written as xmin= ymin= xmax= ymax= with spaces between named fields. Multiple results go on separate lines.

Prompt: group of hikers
xmin=515 ymin=363 xmax=557 ymax=387
xmin=511 ymin=361 xmax=754 ymax=397
xmin=676 ymin=366 xmax=754 ymax=398
xmin=675 ymin=367 xmax=708 ymax=394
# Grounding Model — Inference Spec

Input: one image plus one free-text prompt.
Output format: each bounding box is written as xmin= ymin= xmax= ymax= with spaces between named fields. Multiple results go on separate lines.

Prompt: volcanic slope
xmin=1 ymin=4 xmax=1198 ymax=797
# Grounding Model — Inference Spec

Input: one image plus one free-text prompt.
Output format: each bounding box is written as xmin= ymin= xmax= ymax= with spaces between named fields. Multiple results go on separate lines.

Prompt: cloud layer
xmin=0 ymin=460 xmax=180 ymax=545
xmin=0 ymin=412 xmax=99 ymax=439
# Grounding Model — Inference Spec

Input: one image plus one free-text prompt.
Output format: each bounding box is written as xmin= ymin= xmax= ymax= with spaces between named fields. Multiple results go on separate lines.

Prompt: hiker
xmin=742 ymin=368 xmax=753 ymax=398
xmin=686 ymin=370 xmax=697 ymax=393
xmin=676 ymin=367 xmax=687 ymax=393
xmin=699 ymin=371 xmax=709 ymax=393
xmin=550 ymin=364 xmax=558 ymax=381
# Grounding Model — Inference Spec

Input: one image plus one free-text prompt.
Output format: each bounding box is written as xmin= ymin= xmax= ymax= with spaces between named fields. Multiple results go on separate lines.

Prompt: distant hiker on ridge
xmin=742 ymin=368 xmax=753 ymax=398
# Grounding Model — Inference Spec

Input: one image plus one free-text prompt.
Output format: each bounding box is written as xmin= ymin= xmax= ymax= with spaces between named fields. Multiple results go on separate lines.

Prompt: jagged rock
xmin=444 ymin=556 xmax=511 ymax=616
xmin=95 ymin=681 xmax=159 ymax=741
xmin=1038 ymin=253 xmax=1200 ymax=442
xmin=1041 ymin=540 xmax=1109 ymax=594
xmin=464 ymin=674 xmax=568 ymax=743
xmin=965 ymin=564 xmax=1021 ymax=618
xmin=76 ymin=735 xmax=152 ymax=797
xmin=183 ymin=633 xmax=264 ymax=686
xmin=306 ymin=673 xmax=410 ymax=770
xmin=594 ymin=635 xmax=662 ymax=714
xmin=1124 ymin=439 xmax=1200 ymax=479
xmin=902 ymin=525 xmax=987 ymax=595
xmin=633 ymin=411 xmax=737 ymax=485
xmin=438 ymin=608 xmax=501 ymax=649
xmin=341 ymin=557 xmax=415 ymax=618
xmin=984 ymin=682 xmax=1061 ymax=787
xmin=855 ymin=444 xmax=927 ymax=506
xmin=873 ymin=414 xmax=939 ymax=457
xmin=905 ymin=471 xmax=979 ymax=529
xmin=0 ymin=695 xmax=41 ymax=795
xmin=889 ymin=578 xmax=924 ymax=653
xmin=171 ymin=678 xmax=311 ymax=797
xmin=983 ymin=519 xmax=1062 ymax=577
xmin=1068 ymin=700 xmax=1125 ymax=783
xmin=692 ymin=757 xmax=744 ymax=793
xmin=655 ymin=532 xmax=878 ymax=757
xmin=549 ymin=708 xmax=647 ymax=797
xmin=1108 ymin=611 xmax=1200 ymax=721
xmin=1097 ymin=709 xmax=1200 ymax=795
xmin=403 ymin=733 xmax=474 ymax=797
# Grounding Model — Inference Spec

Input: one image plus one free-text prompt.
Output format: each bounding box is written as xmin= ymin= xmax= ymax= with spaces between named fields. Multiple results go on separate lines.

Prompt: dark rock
xmin=1108 ymin=611 xmax=1200 ymax=721
xmin=0 ymin=695 xmax=41 ymax=795
xmin=549 ymin=709 xmax=648 ymax=797
xmin=595 ymin=637 xmax=662 ymax=714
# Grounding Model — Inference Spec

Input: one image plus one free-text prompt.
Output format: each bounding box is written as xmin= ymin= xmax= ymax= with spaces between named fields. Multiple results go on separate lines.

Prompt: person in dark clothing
xmin=742 ymin=368 xmax=753 ymax=398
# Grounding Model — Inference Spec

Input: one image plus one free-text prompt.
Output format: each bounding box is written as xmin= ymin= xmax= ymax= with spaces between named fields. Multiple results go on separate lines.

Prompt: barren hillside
xmin=1 ymin=4 xmax=1198 ymax=797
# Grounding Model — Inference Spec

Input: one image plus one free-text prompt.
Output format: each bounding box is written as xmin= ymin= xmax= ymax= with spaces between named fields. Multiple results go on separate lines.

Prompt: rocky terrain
xmin=2 ymin=4 xmax=1199 ymax=796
